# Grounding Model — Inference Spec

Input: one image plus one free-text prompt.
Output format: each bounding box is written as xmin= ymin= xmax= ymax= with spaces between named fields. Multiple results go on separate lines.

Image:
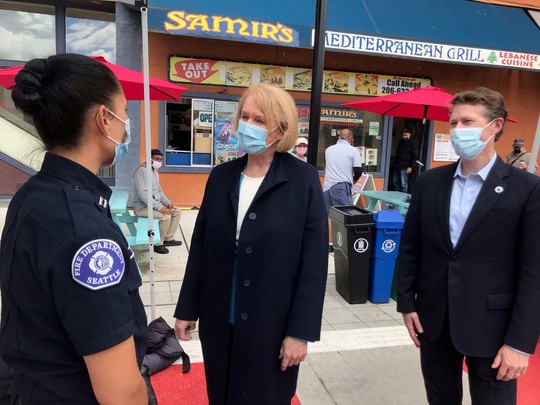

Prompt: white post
xmin=527 ymin=114 xmax=540 ymax=175
xmin=141 ymin=6 xmax=156 ymax=321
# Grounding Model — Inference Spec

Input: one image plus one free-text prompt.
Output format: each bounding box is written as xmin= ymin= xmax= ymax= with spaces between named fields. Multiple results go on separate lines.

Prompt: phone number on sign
xmin=380 ymin=87 xmax=411 ymax=94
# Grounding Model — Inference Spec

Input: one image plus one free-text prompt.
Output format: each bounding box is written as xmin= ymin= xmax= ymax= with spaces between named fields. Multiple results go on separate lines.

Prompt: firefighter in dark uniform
xmin=0 ymin=54 xmax=148 ymax=404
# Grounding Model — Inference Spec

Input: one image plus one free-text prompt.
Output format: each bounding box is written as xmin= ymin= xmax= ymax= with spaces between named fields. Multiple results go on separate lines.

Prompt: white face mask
xmin=450 ymin=119 xmax=495 ymax=161
xmin=151 ymin=159 xmax=163 ymax=169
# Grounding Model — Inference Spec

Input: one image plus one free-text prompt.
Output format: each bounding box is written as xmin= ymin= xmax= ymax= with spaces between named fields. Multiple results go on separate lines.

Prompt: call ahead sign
xmin=319 ymin=30 xmax=540 ymax=72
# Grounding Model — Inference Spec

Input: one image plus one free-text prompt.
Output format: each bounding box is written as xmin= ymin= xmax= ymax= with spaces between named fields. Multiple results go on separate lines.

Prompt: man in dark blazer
xmin=397 ymin=87 xmax=540 ymax=404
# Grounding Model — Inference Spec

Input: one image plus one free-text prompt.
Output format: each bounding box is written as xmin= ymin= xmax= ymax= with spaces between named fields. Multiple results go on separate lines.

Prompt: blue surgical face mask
xmin=450 ymin=120 xmax=495 ymax=161
xmin=104 ymin=108 xmax=131 ymax=165
xmin=236 ymin=120 xmax=278 ymax=155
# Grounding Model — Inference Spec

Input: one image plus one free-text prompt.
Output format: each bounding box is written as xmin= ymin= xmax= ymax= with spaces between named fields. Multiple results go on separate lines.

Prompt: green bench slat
xmin=134 ymin=217 xmax=161 ymax=246
xmin=113 ymin=214 xmax=160 ymax=246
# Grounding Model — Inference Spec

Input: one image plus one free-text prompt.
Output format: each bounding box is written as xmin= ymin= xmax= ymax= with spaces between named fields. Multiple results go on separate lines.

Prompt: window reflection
xmin=67 ymin=8 xmax=115 ymax=62
xmin=0 ymin=2 xmax=55 ymax=60
xmin=297 ymin=106 xmax=385 ymax=172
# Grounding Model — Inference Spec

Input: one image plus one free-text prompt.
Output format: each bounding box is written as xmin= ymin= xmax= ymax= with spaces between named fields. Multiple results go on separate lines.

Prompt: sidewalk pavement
xmin=0 ymin=202 xmax=471 ymax=404
xmin=138 ymin=209 xmax=472 ymax=405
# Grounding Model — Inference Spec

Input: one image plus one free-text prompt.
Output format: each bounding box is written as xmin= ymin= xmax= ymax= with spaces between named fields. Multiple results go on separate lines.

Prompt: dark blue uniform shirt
xmin=0 ymin=153 xmax=147 ymax=404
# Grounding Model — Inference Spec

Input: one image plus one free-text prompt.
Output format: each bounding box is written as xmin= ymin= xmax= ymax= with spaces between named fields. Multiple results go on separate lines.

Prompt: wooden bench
xmin=109 ymin=187 xmax=161 ymax=246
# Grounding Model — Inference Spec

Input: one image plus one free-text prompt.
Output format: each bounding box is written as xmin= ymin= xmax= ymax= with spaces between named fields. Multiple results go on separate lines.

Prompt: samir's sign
xmin=162 ymin=10 xmax=299 ymax=47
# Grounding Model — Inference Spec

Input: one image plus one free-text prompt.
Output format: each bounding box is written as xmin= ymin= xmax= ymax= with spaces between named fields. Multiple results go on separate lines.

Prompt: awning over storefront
xmin=470 ymin=0 xmax=539 ymax=10
xmin=148 ymin=0 xmax=540 ymax=70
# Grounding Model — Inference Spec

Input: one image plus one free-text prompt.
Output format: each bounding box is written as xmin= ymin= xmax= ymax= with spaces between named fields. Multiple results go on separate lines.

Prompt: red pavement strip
xmin=151 ymin=362 xmax=302 ymax=404
xmin=153 ymin=343 xmax=540 ymax=405
xmin=462 ymin=340 xmax=540 ymax=405
xmin=516 ymin=340 xmax=540 ymax=405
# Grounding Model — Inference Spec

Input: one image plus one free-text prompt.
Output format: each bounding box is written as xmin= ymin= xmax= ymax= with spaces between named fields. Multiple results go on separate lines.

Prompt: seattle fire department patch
xmin=72 ymin=239 xmax=125 ymax=290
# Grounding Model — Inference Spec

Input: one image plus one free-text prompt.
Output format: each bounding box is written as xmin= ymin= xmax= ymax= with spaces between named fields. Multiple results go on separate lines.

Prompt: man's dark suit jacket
xmin=397 ymin=156 xmax=540 ymax=357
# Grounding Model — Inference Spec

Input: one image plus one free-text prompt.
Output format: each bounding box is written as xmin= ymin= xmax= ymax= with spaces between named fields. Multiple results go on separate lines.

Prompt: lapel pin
xmin=494 ymin=186 xmax=504 ymax=194
xmin=98 ymin=196 xmax=108 ymax=208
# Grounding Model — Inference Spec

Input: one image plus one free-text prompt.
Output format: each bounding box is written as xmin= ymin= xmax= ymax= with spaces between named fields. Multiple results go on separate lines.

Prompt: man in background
xmin=130 ymin=148 xmax=182 ymax=254
xmin=393 ymin=129 xmax=418 ymax=193
xmin=323 ymin=128 xmax=363 ymax=252
xmin=505 ymin=138 xmax=537 ymax=172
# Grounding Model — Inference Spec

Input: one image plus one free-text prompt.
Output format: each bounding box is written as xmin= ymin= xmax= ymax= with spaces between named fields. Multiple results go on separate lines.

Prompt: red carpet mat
xmin=517 ymin=340 xmax=540 ymax=405
xmin=462 ymin=340 xmax=540 ymax=404
xmin=151 ymin=363 xmax=301 ymax=405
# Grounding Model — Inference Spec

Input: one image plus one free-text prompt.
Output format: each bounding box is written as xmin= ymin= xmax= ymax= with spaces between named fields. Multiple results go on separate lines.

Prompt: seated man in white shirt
xmin=129 ymin=149 xmax=182 ymax=254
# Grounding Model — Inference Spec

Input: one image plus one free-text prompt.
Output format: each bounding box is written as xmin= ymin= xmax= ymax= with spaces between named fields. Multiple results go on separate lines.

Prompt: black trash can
xmin=330 ymin=206 xmax=374 ymax=304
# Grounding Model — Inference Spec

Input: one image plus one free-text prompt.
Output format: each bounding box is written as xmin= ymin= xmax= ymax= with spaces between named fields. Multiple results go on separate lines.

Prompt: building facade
xmin=1 ymin=0 xmax=539 ymax=206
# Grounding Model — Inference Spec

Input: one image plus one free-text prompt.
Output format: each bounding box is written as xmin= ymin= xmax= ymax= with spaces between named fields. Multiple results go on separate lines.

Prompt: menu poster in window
xmin=214 ymin=101 xmax=240 ymax=165
xmin=433 ymin=133 xmax=459 ymax=162
xmin=215 ymin=119 xmax=240 ymax=165
xmin=369 ymin=122 xmax=379 ymax=136
xmin=356 ymin=146 xmax=366 ymax=164
xmin=365 ymin=148 xmax=378 ymax=166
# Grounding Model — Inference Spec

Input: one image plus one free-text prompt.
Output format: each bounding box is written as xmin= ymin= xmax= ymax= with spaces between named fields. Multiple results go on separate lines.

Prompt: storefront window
xmin=164 ymin=101 xmax=384 ymax=172
xmin=66 ymin=8 xmax=116 ymax=61
xmin=165 ymin=99 xmax=239 ymax=167
xmin=297 ymin=106 xmax=385 ymax=173
xmin=0 ymin=2 xmax=55 ymax=60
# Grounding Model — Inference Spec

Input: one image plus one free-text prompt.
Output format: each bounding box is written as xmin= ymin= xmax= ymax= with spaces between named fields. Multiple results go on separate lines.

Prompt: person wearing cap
xmin=294 ymin=137 xmax=308 ymax=162
xmin=506 ymin=139 xmax=537 ymax=172
xmin=393 ymin=129 xmax=418 ymax=193
xmin=130 ymin=148 xmax=182 ymax=254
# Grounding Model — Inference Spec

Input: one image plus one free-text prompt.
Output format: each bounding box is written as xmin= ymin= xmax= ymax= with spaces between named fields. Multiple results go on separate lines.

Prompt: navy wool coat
xmin=175 ymin=152 xmax=328 ymax=404
xmin=397 ymin=157 xmax=540 ymax=357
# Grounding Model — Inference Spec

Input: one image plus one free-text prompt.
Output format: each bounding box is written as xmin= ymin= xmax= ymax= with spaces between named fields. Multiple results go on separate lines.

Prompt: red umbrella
xmin=343 ymin=86 xmax=453 ymax=122
xmin=0 ymin=56 xmax=187 ymax=101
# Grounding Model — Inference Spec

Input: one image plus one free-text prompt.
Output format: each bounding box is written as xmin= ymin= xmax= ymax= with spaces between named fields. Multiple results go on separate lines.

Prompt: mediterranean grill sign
xmin=320 ymin=30 xmax=540 ymax=72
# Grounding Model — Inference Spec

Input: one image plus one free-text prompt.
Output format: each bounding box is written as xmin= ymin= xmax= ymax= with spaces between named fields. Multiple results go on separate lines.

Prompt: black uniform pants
xmin=419 ymin=316 xmax=516 ymax=405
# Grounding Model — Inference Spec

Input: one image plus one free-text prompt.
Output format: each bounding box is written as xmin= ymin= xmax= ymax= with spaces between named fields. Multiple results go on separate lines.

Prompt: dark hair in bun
xmin=11 ymin=53 xmax=121 ymax=151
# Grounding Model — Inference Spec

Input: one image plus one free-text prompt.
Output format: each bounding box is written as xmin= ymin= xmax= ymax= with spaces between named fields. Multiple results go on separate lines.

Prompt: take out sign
xmin=171 ymin=59 xmax=220 ymax=83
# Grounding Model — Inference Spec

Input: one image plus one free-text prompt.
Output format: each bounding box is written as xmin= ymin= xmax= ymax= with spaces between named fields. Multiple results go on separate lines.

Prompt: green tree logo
xmin=487 ymin=52 xmax=497 ymax=64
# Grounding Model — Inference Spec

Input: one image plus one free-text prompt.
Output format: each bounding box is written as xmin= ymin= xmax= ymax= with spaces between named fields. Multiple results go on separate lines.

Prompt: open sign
xmin=198 ymin=112 xmax=213 ymax=127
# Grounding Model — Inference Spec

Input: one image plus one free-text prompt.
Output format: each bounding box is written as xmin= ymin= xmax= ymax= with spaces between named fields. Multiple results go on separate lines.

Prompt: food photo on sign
xmin=225 ymin=63 xmax=252 ymax=87
xmin=324 ymin=70 xmax=350 ymax=93
xmin=260 ymin=65 xmax=285 ymax=87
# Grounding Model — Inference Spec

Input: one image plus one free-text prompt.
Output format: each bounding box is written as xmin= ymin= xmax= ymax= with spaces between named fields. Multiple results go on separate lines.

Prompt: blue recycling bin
xmin=368 ymin=210 xmax=404 ymax=303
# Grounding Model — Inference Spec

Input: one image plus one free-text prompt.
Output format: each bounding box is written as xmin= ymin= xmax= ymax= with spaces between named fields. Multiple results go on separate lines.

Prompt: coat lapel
xmin=454 ymin=157 xmax=509 ymax=251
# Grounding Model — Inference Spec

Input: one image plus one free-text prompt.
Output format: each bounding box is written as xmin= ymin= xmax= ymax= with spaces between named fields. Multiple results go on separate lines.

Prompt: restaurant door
xmin=387 ymin=117 xmax=429 ymax=194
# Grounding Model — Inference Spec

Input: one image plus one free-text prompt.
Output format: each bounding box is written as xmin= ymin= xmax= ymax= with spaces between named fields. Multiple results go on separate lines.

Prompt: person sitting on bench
xmin=130 ymin=148 xmax=182 ymax=254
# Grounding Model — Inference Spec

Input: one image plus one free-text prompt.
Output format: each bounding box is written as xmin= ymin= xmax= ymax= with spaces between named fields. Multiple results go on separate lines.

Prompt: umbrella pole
xmin=141 ymin=6 xmax=156 ymax=321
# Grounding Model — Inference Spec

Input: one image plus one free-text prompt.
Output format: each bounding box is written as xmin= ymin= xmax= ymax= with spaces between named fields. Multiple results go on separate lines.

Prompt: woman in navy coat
xmin=174 ymin=83 xmax=328 ymax=404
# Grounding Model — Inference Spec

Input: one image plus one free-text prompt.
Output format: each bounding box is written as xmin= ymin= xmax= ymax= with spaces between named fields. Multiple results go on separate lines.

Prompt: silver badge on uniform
xmin=494 ymin=186 xmax=504 ymax=194
xmin=98 ymin=196 xmax=108 ymax=208
xmin=71 ymin=239 xmax=125 ymax=290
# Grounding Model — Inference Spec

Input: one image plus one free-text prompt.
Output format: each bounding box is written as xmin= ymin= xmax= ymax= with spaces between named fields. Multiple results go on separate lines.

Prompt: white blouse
xmin=236 ymin=173 xmax=265 ymax=240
